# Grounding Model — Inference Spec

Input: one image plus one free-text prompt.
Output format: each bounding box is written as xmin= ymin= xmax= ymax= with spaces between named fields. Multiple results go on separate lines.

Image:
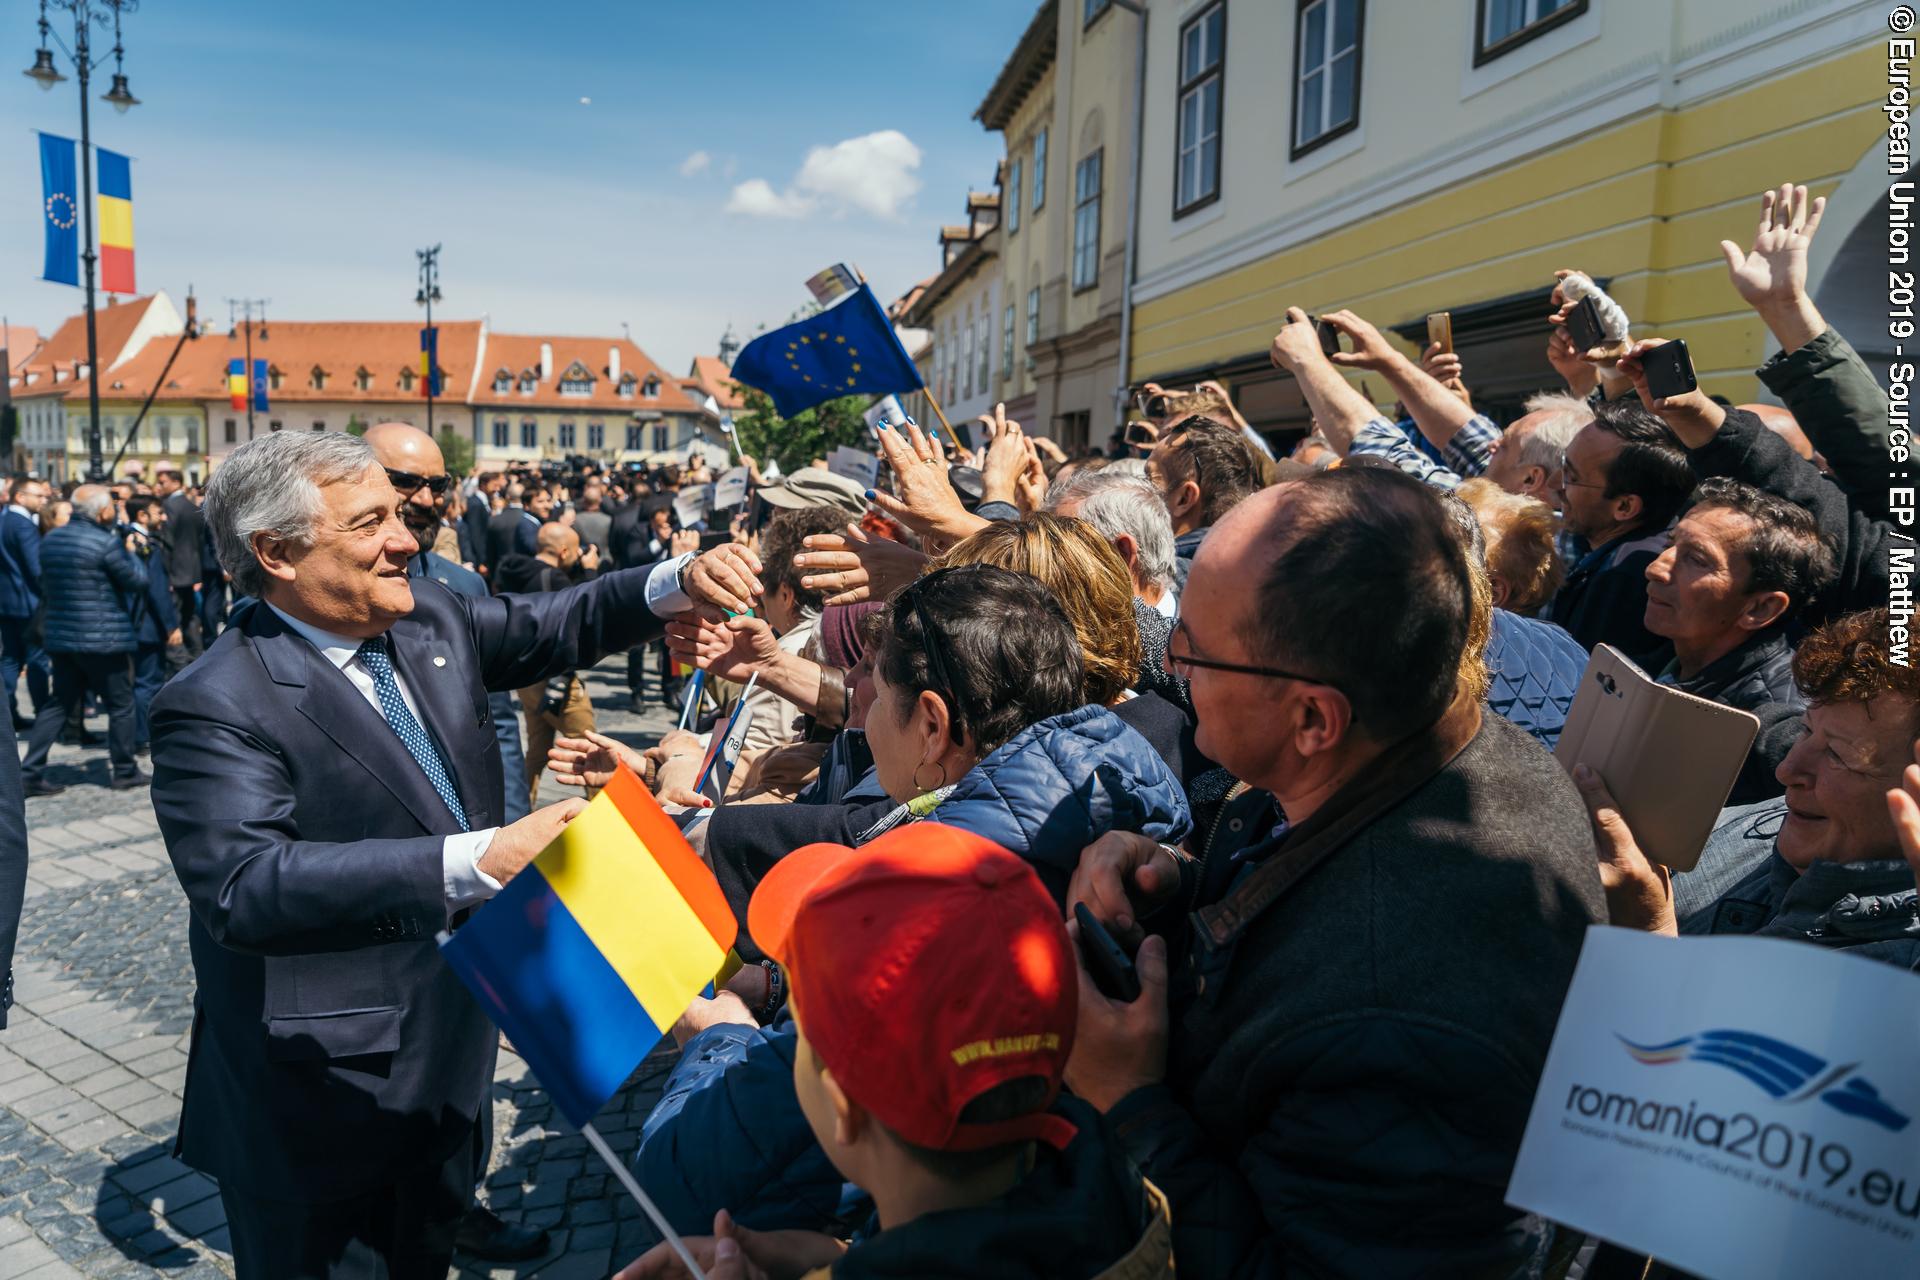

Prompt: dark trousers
xmin=21 ymin=651 xmax=136 ymax=781
xmin=0 ymin=615 xmax=49 ymax=720
xmin=198 ymin=578 xmax=227 ymax=644
xmin=133 ymin=642 xmax=169 ymax=748
xmin=626 ymin=643 xmax=647 ymax=693
xmin=218 ymin=1126 xmax=480 ymax=1280
xmin=173 ymin=585 xmax=203 ymax=657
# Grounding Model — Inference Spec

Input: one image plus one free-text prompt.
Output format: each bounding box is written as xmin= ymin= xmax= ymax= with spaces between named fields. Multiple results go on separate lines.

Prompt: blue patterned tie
xmin=357 ymin=636 xmax=468 ymax=831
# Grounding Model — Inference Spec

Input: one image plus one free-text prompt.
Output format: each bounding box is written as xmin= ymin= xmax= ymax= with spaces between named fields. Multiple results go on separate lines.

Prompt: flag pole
xmin=919 ymin=385 xmax=956 ymax=441
xmin=581 ymin=1122 xmax=709 ymax=1280
xmin=677 ymin=668 xmax=705 ymax=732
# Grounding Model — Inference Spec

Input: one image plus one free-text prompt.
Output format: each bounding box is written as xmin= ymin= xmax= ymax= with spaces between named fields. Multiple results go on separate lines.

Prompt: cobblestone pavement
xmin=1 ymin=654 xmax=694 ymax=1279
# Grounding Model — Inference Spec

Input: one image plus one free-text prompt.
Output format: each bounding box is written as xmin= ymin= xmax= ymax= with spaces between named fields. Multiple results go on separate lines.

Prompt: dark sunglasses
xmin=385 ymin=468 xmax=452 ymax=497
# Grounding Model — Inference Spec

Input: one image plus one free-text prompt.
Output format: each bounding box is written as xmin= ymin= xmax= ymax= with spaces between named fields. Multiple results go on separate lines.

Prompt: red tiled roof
xmin=32 ymin=294 xmax=162 ymax=373
xmin=1 ymin=326 xmax=41 ymax=363
xmin=683 ymin=355 xmax=747 ymax=411
xmin=472 ymin=333 xmax=697 ymax=414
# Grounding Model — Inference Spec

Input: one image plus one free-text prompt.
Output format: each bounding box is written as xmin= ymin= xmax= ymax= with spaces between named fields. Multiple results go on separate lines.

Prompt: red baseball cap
xmin=748 ymin=823 xmax=1079 ymax=1152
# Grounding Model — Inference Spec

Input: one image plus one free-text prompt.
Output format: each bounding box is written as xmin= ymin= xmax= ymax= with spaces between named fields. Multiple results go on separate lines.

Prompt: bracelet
xmin=753 ymin=960 xmax=786 ymax=1024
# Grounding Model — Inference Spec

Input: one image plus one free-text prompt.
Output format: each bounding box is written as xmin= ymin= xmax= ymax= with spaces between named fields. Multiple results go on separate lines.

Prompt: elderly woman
xmin=1589 ymin=608 xmax=1920 ymax=970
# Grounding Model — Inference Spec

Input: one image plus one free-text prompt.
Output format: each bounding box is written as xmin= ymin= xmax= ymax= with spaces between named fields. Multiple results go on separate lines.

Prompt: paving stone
xmin=43 ymin=1052 xmax=115 ymax=1087
xmin=110 ymin=1157 xmax=190 ymax=1198
xmin=159 ymin=1197 xmax=225 ymax=1239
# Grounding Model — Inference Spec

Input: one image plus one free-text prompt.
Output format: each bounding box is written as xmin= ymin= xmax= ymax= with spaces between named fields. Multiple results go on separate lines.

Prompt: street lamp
xmin=23 ymin=0 xmax=142 ymax=481
xmin=416 ymin=244 xmax=442 ymax=435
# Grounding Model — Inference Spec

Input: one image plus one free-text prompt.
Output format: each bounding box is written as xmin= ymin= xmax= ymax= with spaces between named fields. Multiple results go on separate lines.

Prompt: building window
xmin=1033 ymin=128 xmax=1048 ymax=211
xmin=186 ymin=425 xmax=199 ymax=454
xmin=617 ymin=374 xmax=637 ymax=399
xmin=961 ymin=320 xmax=975 ymax=400
xmin=400 ymin=368 xmax=416 ymax=393
xmin=520 ymin=420 xmax=537 ymax=449
xmin=268 ymin=367 xmax=284 ymax=392
xmin=355 ymin=367 xmax=372 ymax=392
xmin=224 ymin=418 xmax=237 ymax=444
xmin=311 ymin=421 xmax=324 ymax=431
xmin=1476 ymin=0 xmax=1585 ymax=63
xmin=493 ymin=370 xmax=511 ymax=394
xmin=157 ymin=420 xmax=172 ymax=452
xmin=1007 ymin=159 xmax=1023 ymax=234
xmin=1083 ymin=0 xmax=1110 ymax=27
xmin=493 ymin=420 xmax=508 ymax=448
xmin=626 ymin=424 xmax=643 ymax=452
xmin=652 ymin=424 xmax=669 ymax=453
xmin=588 ymin=422 xmax=604 ymax=450
xmin=1176 ymin=2 xmax=1226 ymax=215
xmin=1026 ymin=286 xmax=1041 ymax=345
xmin=975 ymin=312 xmax=990 ymax=391
xmin=1072 ymin=150 xmax=1103 ymax=293
xmin=559 ymin=371 xmax=593 ymax=397
xmin=1292 ymin=0 xmax=1363 ymax=158
xmin=1002 ymin=304 xmax=1015 ymax=379
xmin=519 ymin=372 xmax=537 ymax=393
xmin=268 ymin=420 xmax=283 ymax=433
xmin=643 ymin=375 xmax=661 ymax=399
xmin=558 ymin=422 xmax=576 ymax=448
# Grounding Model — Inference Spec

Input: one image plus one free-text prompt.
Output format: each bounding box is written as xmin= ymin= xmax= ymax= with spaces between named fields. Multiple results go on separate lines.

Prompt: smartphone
xmin=1125 ymin=421 xmax=1157 ymax=447
xmin=1312 ymin=317 xmax=1343 ymax=357
xmin=698 ymin=529 xmax=731 ymax=552
xmin=1072 ymin=902 xmax=1141 ymax=1002
xmin=1641 ymin=339 xmax=1698 ymax=401
xmin=1426 ymin=311 xmax=1453 ymax=354
xmin=1564 ymin=295 xmax=1607 ymax=355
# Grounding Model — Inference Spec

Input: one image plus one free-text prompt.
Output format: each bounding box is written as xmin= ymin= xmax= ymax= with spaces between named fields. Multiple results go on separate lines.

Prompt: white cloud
xmin=724 ymin=178 xmax=814 ymax=219
xmin=726 ymin=130 xmax=923 ymax=222
xmin=678 ymin=149 xmax=711 ymax=177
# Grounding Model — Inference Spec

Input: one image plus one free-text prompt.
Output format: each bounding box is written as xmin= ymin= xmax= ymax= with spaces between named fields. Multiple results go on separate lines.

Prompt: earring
xmin=911 ymin=760 xmax=949 ymax=793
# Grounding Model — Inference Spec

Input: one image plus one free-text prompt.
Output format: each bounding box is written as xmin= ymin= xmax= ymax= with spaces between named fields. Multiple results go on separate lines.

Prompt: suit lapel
xmin=251 ymin=609 xmax=461 ymax=834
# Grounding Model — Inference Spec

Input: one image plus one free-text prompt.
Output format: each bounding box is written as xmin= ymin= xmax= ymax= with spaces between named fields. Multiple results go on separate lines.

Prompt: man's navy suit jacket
xmin=150 ymin=566 xmax=663 ymax=1202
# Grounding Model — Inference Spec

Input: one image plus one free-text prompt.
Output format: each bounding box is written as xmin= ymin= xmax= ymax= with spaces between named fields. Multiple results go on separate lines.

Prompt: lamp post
xmin=225 ymin=299 xmax=269 ymax=439
xmin=24 ymin=0 xmax=141 ymax=482
xmin=416 ymin=245 xmax=442 ymax=436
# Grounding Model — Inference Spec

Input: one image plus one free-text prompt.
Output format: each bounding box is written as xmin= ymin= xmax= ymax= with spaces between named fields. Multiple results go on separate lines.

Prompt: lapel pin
xmin=432 ymin=656 xmax=447 ymax=668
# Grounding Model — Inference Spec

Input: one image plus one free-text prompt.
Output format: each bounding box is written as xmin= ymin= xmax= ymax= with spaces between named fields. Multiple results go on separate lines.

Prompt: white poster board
xmin=712 ymin=466 xmax=751 ymax=511
xmin=1507 ymin=927 xmax=1920 ymax=1279
xmin=827 ymin=445 xmax=879 ymax=490
xmin=863 ymin=395 xmax=908 ymax=437
xmin=672 ymin=484 xmax=713 ymax=529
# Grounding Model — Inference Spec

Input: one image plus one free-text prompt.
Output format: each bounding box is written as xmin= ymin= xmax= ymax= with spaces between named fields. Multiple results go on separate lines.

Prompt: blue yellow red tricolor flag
xmin=227 ymin=360 xmax=247 ymax=411
xmin=38 ymin=133 xmax=80 ymax=287
xmin=96 ymin=148 xmax=136 ymax=295
xmin=419 ymin=326 xmax=440 ymax=398
xmin=439 ymin=765 xmax=738 ymax=1127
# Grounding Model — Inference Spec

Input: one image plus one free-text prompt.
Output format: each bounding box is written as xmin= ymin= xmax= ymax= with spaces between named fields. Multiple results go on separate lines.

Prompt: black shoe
xmin=660 ymin=682 xmax=685 ymax=710
xmin=629 ymin=692 xmax=648 ymax=715
xmin=454 ymin=1205 xmax=550 ymax=1262
xmin=107 ymin=769 xmax=151 ymax=790
xmin=24 ymin=777 xmax=65 ymax=797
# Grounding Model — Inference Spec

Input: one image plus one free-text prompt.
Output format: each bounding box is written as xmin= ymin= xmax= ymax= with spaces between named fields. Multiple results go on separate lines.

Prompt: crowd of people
xmin=3 ymin=179 xmax=1916 ymax=1279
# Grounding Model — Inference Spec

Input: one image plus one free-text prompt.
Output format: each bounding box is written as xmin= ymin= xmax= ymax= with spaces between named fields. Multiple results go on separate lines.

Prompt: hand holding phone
xmin=1313 ymin=317 xmax=1344 ymax=357
xmin=1640 ymin=339 xmax=1698 ymax=402
xmin=1073 ymin=902 xmax=1141 ymax=1002
xmin=1564 ymin=295 xmax=1607 ymax=356
xmin=1426 ymin=311 xmax=1453 ymax=355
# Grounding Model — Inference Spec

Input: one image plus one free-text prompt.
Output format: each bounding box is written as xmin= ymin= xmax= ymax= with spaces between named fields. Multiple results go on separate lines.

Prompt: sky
xmin=2 ymin=0 xmax=1040 ymax=373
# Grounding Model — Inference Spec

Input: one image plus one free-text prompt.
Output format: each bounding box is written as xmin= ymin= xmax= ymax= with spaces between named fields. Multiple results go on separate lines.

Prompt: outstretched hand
xmin=1720 ymin=183 xmax=1826 ymax=314
xmin=793 ymin=523 xmax=928 ymax=606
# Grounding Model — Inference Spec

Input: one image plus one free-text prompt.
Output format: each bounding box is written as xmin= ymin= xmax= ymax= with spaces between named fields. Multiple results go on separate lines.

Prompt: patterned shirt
xmin=1348 ymin=414 xmax=1499 ymax=491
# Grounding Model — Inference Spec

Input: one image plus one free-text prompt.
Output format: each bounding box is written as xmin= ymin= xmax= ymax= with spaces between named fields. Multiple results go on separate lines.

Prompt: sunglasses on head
xmin=385 ymin=468 xmax=452 ymax=497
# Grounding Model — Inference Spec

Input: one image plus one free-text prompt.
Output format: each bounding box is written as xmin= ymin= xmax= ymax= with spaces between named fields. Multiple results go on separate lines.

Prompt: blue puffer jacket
xmin=40 ymin=519 xmax=143 ymax=654
xmin=632 ymin=705 xmax=1191 ymax=1245
xmin=1484 ymin=609 xmax=1587 ymax=751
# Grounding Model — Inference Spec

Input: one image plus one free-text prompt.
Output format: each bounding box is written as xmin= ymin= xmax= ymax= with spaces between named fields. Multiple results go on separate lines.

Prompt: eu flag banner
xmin=38 ymin=133 xmax=80 ymax=287
xmin=730 ymin=283 xmax=923 ymax=420
xmin=438 ymin=765 xmax=737 ymax=1128
xmin=96 ymin=148 xmax=136 ymax=295
xmin=251 ymin=359 xmax=269 ymax=414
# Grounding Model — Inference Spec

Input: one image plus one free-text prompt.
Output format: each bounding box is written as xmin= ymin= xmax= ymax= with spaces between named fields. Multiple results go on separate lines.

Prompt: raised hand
xmin=869 ymin=423 xmax=978 ymax=541
xmin=1323 ymin=309 xmax=1402 ymax=373
xmin=794 ymin=523 xmax=929 ymax=606
xmin=1720 ymin=183 xmax=1826 ymax=313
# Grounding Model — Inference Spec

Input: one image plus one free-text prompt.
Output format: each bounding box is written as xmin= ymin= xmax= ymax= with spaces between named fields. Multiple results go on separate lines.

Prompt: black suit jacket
xmin=0 ymin=714 xmax=24 ymax=1028
xmin=485 ymin=507 xmax=538 ymax=579
xmin=151 ymin=568 xmax=664 ymax=1200
xmin=161 ymin=492 xmax=205 ymax=588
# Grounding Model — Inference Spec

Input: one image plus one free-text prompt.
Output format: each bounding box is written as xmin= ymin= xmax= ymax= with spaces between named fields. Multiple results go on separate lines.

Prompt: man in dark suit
xmin=0 ymin=477 xmax=47 ymax=731
xmin=153 ymin=464 xmax=205 ymax=658
xmin=151 ymin=430 xmax=757 ymax=1277
xmin=0 ymin=712 xmax=25 ymax=1028
xmin=483 ymin=482 xmax=542 ymax=582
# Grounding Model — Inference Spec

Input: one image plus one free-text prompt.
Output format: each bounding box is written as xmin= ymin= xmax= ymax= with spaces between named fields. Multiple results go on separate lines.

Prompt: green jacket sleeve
xmin=1756 ymin=327 xmax=1894 ymax=523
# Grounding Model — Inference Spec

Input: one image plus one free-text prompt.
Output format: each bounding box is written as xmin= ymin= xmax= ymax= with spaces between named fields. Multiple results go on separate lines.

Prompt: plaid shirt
xmin=1348 ymin=414 xmax=1499 ymax=491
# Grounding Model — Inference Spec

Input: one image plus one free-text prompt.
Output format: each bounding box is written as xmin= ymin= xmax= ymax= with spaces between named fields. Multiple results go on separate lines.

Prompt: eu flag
xmin=38 ymin=133 xmax=79 ymax=287
xmin=251 ymin=359 xmax=269 ymax=414
xmin=731 ymin=283 xmax=923 ymax=419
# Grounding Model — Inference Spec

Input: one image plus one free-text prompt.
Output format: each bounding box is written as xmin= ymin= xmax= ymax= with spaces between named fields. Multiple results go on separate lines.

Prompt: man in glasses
xmin=1064 ymin=466 xmax=1605 ymax=1279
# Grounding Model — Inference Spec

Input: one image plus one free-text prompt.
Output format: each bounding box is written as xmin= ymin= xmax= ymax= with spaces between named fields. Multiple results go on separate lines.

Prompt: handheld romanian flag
xmin=438 ymin=764 xmax=737 ymax=1128
xmin=227 ymin=360 xmax=247 ymax=411
xmin=96 ymin=148 xmax=136 ymax=295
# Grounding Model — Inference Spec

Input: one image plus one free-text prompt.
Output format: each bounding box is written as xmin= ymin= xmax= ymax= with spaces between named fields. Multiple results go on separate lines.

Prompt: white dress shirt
xmin=265 ymin=603 xmax=501 ymax=912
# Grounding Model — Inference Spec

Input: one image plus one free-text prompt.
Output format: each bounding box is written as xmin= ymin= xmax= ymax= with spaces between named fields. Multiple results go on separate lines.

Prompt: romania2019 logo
xmin=1619 ymin=1029 xmax=1910 ymax=1132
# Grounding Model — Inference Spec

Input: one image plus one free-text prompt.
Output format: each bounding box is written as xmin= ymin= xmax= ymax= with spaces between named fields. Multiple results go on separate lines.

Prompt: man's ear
xmin=1740 ymin=590 xmax=1792 ymax=634
xmin=1171 ymin=480 xmax=1202 ymax=520
xmin=1289 ymin=684 xmax=1355 ymax=759
xmin=1111 ymin=532 xmax=1141 ymax=575
xmin=251 ymin=531 xmax=298 ymax=585
xmin=1610 ymin=491 xmax=1645 ymax=528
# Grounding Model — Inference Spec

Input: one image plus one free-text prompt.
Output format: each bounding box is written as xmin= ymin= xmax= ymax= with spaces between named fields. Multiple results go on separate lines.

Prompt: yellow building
xmin=1125 ymin=0 xmax=1895 ymax=434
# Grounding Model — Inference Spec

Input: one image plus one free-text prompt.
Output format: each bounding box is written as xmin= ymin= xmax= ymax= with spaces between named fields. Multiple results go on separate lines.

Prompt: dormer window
xmin=617 ymin=372 xmax=638 ymax=399
xmin=268 ymin=365 xmax=285 ymax=392
xmin=355 ymin=366 xmax=373 ymax=392
xmin=399 ymin=368 xmax=416 ymax=393
xmin=310 ymin=365 xmax=328 ymax=392
xmin=492 ymin=368 xmax=511 ymax=394
xmin=642 ymin=374 xmax=661 ymax=400
xmin=518 ymin=369 xmax=537 ymax=393
xmin=558 ymin=361 xmax=594 ymax=397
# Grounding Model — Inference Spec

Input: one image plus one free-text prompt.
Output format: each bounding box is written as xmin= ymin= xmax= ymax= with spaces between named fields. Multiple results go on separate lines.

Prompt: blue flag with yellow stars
xmin=730 ymin=283 xmax=923 ymax=419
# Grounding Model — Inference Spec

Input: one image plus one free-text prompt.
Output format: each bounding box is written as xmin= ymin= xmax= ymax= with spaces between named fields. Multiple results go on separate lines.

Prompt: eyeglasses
xmin=1167 ymin=619 xmax=1341 ymax=691
xmin=1556 ymin=455 xmax=1603 ymax=490
xmin=385 ymin=468 xmax=452 ymax=497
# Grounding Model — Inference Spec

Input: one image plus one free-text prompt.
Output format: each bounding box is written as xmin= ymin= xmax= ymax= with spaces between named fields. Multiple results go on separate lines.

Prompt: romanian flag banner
xmin=39 ymin=133 xmax=79 ymax=287
xmin=439 ymin=764 xmax=737 ymax=1128
xmin=96 ymin=148 xmax=135 ymax=295
xmin=227 ymin=360 xmax=247 ymax=411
